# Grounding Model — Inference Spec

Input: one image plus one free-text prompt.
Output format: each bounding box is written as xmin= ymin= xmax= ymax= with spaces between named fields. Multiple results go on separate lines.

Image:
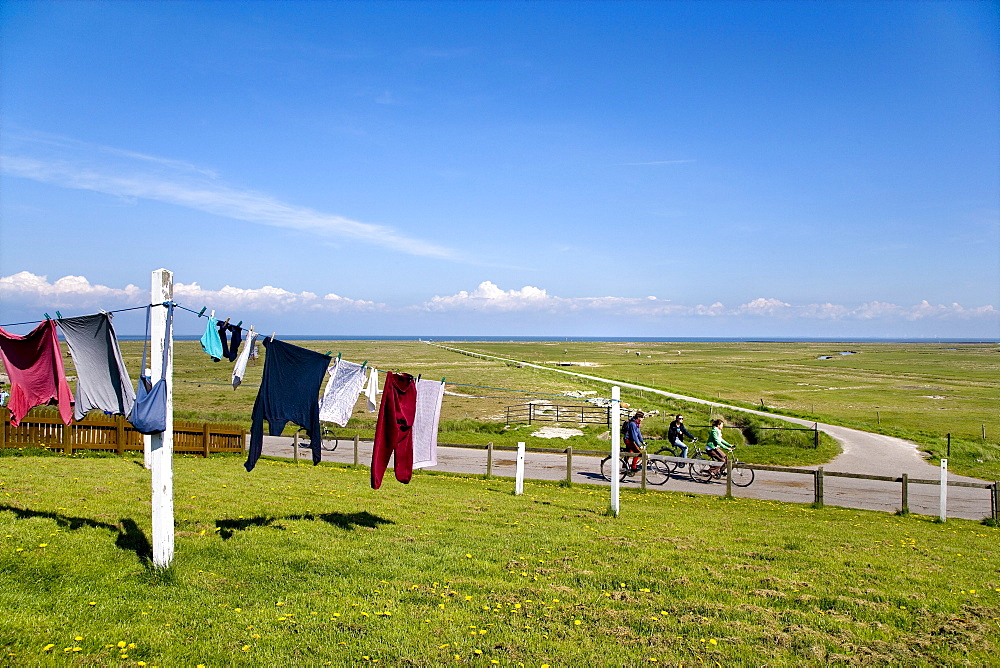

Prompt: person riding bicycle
xmin=705 ymin=418 xmax=734 ymax=478
xmin=622 ymin=410 xmax=646 ymax=474
xmin=667 ymin=414 xmax=697 ymax=458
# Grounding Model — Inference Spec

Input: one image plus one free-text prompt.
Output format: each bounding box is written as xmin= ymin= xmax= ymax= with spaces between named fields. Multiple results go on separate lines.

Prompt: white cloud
xmin=0 ymin=271 xmax=143 ymax=310
xmin=172 ymin=281 xmax=381 ymax=313
xmin=0 ymin=272 xmax=381 ymax=316
xmin=419 ymin=282 xmax=998 ymax=324
xmin=2 ymin=133 xmax=456 ymax=260
xmin=736 ymin=297 xmax=791 ymax=315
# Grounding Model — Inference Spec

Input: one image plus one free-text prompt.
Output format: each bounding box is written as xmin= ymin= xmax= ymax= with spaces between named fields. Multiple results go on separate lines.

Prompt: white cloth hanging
xmin=318 ymin=359 xmax=367 ymax=426
xmin=412 ymin=379 xmax=444 ymax=470
xmin=232 ymin=328 xmax=258 ymax=389
xmin=363 ymin=366 xmax=380 ymax=412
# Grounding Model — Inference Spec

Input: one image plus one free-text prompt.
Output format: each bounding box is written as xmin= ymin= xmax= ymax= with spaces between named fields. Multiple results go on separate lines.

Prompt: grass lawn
xmin=1 ymin=454 xmax=997 ymax=666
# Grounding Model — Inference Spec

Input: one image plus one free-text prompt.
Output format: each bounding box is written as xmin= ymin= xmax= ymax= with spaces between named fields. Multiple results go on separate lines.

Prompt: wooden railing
xmin=0 ymin=407 xmax=245 ymax=457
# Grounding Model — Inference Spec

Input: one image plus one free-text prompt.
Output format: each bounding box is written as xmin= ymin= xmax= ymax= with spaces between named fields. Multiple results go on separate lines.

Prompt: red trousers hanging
xmin=371 ymin=372 xmax=416 ymax=489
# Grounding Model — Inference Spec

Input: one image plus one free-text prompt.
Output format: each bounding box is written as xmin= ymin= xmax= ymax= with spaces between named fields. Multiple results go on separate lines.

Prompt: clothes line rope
xmin=5 ymin=299 xmax=621 ymax=403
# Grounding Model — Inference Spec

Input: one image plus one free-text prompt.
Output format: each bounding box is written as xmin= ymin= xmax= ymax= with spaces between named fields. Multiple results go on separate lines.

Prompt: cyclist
xmin=622 ymin=410 xmax=647 ymax=474
xmin=705 ymin=418 xmax=735 ymax=478
xmin=667 ymin=414 xmax=696 ymax=458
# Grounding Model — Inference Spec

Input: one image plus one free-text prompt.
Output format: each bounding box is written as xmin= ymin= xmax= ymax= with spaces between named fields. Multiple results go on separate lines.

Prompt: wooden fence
xmin=505 ymin=402 xmax=611 ymax=426
xmin=0 ymin=407 xmax=245 ymax=457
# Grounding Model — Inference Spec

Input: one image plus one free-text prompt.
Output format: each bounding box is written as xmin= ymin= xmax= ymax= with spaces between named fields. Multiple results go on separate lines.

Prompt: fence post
xmin=353 ymin=434 xmax=359 ymax=467
xmin=528 ymin=404 xmax=533 ymax=425
xmin=0 ymin=407 xmax=6 ymax=448
xmin=116 ymin=415 xmax=125 ymax=455
xmin=993 ymin=481 xmax=999 ymax=522
xmin=610 ymin=386 xmax=621 ymax=517
xmin=939 ymin=459 xmax=948 ymax=522
xmin=63 ymin=420 xmax=74 ymax=455
xmin=814 ymin=424 xmax=819 ymax=449
xmin=725 ymin=459 xmax=733 ymax=498
xmin=901 ymin=473 xmax=909 ymax=515
xmin=149 ymin=268 xmax=175 ymax=569
xmin=202 ymin=423 xmax=211 ymax=458
xmin=565 ymin=446 xmax=573 ymax=486
xmin=947 ymin=433 xmax=951 ymax=458
xmin=486 ymin=442 xmax=494 ymax=478
xmin=515 ymin=442 xmax=525 ymax=495
xmin=640 ymin=450 xmax=647 ymax=490
xmin=293 ymin=431 xmax=299 ymax=463
xmin=814 ymin=467 xmax=824 ymax=507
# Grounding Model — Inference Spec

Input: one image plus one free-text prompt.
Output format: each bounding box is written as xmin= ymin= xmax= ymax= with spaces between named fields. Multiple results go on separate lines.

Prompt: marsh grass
xmin=1 ymin=455 xmax=997 ymax=665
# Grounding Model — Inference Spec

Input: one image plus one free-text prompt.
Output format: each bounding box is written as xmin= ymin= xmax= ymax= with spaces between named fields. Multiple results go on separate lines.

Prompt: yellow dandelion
xmin=574 ymin=619 xmax=582 ymax=625
xmin=117 ymin=642 xmax=127 ymax=649
xmin=241 ymin=645 xmax=250 ymax=652
xmin=74 ymin=636 xmax=83 ymax=641
xmin=42 ymin=644 xmax=54 ymax=652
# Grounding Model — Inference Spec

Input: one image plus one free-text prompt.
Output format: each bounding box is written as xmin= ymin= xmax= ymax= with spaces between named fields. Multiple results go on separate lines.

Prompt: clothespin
xmin=269 ymin=332 xmax=275 ymax=341
xmin=417 ymin=374 xmax=422 ymax=381
xmin=210 ymin=310 xmax=216 ymax=319
xmin=361 ymin=360 xmax=368 ymax=368
xmin=55 ymin=311 xmax=62 ymax=319
xmin=337 ymin=352 xmax=342 ymax=361
xmin=197 ymin=307 xmax=207 ymax=317
xmin=44 ymin=313 xmax=51 ymax=320
xmin=441 ymin=377 xmax=446 ymax=384
xmin=235 ymin=321 xmax=242 ymax=328
xmin=221 ymin=317 xmax=231 ymax=327
xmin=325 ymin=351 xmax=333 ymax=357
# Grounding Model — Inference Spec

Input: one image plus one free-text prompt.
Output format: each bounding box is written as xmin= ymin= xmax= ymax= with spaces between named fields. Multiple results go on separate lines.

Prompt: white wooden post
xmin=150 ymin=269 xmax=175 ymax=568
xmin=610 ymin=386 xmax=620 ymax=517
xmin=515 ymin=442 xmax=525 ymax=495
xmin=939 ymin=458 xmax=948 ymax=522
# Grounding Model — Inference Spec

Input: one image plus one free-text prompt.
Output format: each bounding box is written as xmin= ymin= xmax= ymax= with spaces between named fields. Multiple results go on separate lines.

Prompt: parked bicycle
xmin=599 ymin=449 xmax=670 ymax=485
xmin=687 ymin=444 xmax=755 ymax=486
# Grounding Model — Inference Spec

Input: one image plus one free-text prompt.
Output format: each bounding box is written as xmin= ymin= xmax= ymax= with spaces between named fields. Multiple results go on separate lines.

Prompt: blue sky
xmin=1 ymin=0 xmax=998 ymax=338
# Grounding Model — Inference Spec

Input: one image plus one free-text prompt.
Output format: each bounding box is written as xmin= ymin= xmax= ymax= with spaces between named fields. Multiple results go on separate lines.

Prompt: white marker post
xmin=515 ymin=441 xmax=525 ymax=495
xmin=610 ymin=386 xmax=621 ymax=517
xmin=939 ymin=458 xmax=948 ymax=522
xmin=150 ymin=269 xmax=175 ymax=568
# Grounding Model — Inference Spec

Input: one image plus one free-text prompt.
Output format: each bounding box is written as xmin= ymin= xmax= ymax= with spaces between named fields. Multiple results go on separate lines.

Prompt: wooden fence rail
xmin=424 ymin=441 xmax=999 ymax=521
xmin=0 ymin=407 xmax=245 ymax=457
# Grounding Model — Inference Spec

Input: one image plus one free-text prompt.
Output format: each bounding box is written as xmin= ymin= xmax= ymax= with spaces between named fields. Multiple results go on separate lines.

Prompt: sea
xmin=147 ymin=335 xmax=998 ymax=343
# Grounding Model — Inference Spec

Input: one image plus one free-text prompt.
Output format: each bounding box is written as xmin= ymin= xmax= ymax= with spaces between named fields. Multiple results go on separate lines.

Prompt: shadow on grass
xmin=215 ymin=511 xmax=393 ymax=540
xmin=0 ymin=503 xmax=153 ymax=565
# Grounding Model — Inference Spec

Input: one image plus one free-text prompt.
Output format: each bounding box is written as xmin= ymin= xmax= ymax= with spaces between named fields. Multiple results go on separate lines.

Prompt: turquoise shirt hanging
xmin=200 ymin=316 xmax=223 ymax=362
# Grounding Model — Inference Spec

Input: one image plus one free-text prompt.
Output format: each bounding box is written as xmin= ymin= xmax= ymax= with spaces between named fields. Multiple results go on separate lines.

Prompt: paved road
xmin=250 ymin=343 xmax=995 ymax=520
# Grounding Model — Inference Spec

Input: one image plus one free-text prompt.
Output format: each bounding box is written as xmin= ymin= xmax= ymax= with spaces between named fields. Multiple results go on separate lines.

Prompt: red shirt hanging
xmin=371 ymin=371 xmax=416 ymax=489
xmin=0 ymin=320 xmax=73 ymax=426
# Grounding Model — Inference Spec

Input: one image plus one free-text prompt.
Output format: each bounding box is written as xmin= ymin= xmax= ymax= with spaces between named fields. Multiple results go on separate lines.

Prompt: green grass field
xmin=43 ymin=339 xmax=999 ymax=477
xmin=1 ymin=455 xmax=997 ymax=666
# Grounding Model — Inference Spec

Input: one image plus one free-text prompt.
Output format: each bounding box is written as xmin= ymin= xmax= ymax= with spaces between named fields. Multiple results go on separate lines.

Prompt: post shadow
xmin=0 ymin=503 xmax=154 ymax=565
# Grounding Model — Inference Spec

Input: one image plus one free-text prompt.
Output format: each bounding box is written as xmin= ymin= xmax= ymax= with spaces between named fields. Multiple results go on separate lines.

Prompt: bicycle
xmin=599 ymin=449 xmax=670 ymax=485
xmin=687 ymin=445 xmax=754 ymax=486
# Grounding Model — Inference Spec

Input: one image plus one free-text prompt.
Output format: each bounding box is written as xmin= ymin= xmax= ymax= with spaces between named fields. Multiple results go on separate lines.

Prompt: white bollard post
xmin=515 ymin=442 xmax=525 ymax=495
xmin=939 ymin=458 xmax=948 ymax=522
xmin=150 ymin=269 xmax=175 ymax=568
xmin=610 ymin=386 xmax=620 ymax=517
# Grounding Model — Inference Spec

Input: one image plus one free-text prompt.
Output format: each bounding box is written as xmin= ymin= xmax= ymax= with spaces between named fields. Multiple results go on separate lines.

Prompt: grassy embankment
xmin=1 ymin=455 xmax=997 ymax=665
xmin=447 ymin=341 xmax=1000 ymax=480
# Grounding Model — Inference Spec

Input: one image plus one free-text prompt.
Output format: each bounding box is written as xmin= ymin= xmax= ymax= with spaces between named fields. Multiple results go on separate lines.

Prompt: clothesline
xmin=3 ymin=300 xmax=618 ymax=402
xmin=0 ymin=304 xmax=151 ymax=329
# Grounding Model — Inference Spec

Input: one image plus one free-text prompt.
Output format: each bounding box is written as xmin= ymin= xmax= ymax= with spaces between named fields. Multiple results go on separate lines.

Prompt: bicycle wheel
xmin=646 ymin=459 xmax=670 ymax=485
xmin=731 ymin=463 xmax=755 ymax=487
xmin=688 ymin=453 xmax=716 ymax=483
xmin=600 ymin=456 xmax=613 ymax=482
